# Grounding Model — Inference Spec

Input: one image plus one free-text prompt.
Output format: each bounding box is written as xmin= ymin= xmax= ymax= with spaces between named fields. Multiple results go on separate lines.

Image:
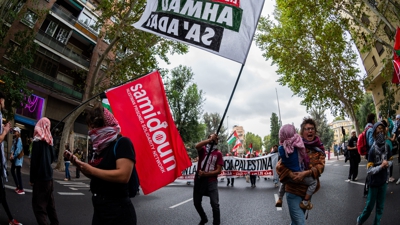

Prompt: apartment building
xmin=231 ymin=125 xmax=246 ymax=155
xmin=1 ymin=0 xmax=110 ymax=155
xmin=328 ymin=119 xmax=354 ymax=149
xmin=351 ymin=0 xmax=400 ymax=114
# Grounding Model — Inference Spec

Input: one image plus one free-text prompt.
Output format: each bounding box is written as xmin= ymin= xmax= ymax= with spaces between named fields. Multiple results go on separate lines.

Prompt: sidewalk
xmin=14 ymin=157 xmax=90 ymax=181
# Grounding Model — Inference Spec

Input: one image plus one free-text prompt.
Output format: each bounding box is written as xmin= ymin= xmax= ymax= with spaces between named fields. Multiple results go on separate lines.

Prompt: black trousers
xmin=193 ymin=181 xmax=220 ymax=225
xmin=348 ymin=151 xmax=360 ymax=180
xmin=32 ymin=180 xmax=59 ymax=225
xmin=92 ymin=195 xmax=136 ymax=225
xmin=250 ymin=175 xmax=257 ymax=185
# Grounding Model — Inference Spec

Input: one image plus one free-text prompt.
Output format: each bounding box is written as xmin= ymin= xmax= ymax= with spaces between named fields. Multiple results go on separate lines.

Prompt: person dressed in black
xmin=346 ymin=130 xmax=360 ymax=182
xmin=30 ymin=117 xmax=59 ymax=225
xmin=66 ymin=104 xmax=136 ymax=225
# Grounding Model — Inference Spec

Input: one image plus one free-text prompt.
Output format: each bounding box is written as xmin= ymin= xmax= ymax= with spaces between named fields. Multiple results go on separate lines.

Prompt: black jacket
xmin=30 ymin=140 xmax=55 ymax=183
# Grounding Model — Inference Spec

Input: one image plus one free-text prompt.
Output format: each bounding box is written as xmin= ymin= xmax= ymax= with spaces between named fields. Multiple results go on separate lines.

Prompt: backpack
xmin=114 ymin=137 xmax=140 ymax=198
xmin=357 ymin=125 xmax=373 ymax=156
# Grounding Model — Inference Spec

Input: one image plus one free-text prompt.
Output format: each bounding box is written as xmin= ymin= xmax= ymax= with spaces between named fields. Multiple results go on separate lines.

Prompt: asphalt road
xmin=1 ymin=156 xmax=400 ymax=225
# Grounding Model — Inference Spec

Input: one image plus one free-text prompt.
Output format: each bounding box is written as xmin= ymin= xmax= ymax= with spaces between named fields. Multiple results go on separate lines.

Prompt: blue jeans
xmin=286 ymin=193 xmax=305 ymax=225
xmin=358 ymin=183 xmax=387 ymax=225
xmin=65 ymin=162 xmax=70 ymax=179
xmin=193 ymin=181 xmax=220 ymax=225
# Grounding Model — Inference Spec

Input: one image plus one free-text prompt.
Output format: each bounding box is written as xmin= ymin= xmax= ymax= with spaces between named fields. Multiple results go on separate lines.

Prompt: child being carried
xmin=275 ymin=124 xmax=317 ymax=210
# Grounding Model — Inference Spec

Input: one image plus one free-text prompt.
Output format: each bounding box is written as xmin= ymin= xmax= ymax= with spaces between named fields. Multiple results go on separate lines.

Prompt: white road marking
xmin=58 ymin=192 xmax=85 ymax=195
xmin=345 ymin=180 xmax=364 ymax=186
xmin=274 ymin=194 xmax=282 ymax=211
xmin=169 ymin=198 xmax=193 ymax=209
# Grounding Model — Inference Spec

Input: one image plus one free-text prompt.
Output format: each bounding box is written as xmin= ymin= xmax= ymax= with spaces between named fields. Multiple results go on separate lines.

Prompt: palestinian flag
xmin=227 ymin=131 xmax=239 ymax=145
xmin=248 ymin=143 xmax=253 ymax=153
xmin=392 ymin=27 xmax=400 ymax=84
xmin=102 ymin=98 xmax=113 ymax=113
xmin=231 ymin=139 xmax=242 ymax=152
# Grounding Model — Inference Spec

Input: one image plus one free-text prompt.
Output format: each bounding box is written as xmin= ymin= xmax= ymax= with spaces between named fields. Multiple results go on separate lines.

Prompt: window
xmin=21 ymin=10 xmax=38 ymax=28
xmin=45 ymin=21 xmax=58 ymax=36
xmin=55 ymin=28 xmax=69 ymax=44
xmin=372 ymin=56 xmax=378 ymax=67
xmin=375 ymin=41 xmax=385 ymax=56
xmin=78 ymin=11 xmax=99 ymax=34
xmin=4 ymin=41 xmax=19 ymax=59
xmin=361 ymin=15 xmax=370 ymax=26
xmin=32 ymin=54 xmax=58 ymax=77
xmin=384 ymin=25 xmax=394 ymax=41
xmin=5 ymin=0 xmax=25 ymax=24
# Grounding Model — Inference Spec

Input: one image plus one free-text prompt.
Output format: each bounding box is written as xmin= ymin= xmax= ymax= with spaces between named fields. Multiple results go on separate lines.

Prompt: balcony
xmin=35 ymin=30 xmax=90 ymax=68
xmin=23 ymin=68 xmax=83 ymax=100
xmin=367 ymin=64 xmax=376 ymax=76
xmin=50 ymin=4 xmax=98 ymax=41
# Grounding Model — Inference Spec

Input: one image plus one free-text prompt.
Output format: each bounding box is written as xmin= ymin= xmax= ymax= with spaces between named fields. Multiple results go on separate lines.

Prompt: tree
xmin=55 ymin=1 xmax=188 ymax=169
xmin=378 ymin=81 xmax=399 ymax=119
xmin=262 ymin=135 xmax=271 ymax=153
xmin=355 ymin=93 xmax=376 ymax=131
xmin=309 ymin=108 xmax=334 ymax=150
xmin=256 ymin=0 xmax=364 ymax=134
xmin=244 ymin=132 xmax=262 ymax=153
xmin=270 ymin=112 xmax=280 ymax=149
xmin=202 ymin=112 xmax=228 ymax=155
xmin=0 ymin=0 xmax=47 ymax=120
xmin=165 ymin=65 xmax=205 ymax=143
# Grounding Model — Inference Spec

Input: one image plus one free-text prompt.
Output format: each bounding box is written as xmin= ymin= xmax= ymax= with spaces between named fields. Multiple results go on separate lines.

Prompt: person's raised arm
xmin=195 ymin=134 xmax=217 ymax=151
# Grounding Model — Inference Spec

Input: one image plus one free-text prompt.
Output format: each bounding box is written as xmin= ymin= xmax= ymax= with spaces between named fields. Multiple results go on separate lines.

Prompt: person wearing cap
xmin=346 ymin=130 xmax=360 ymax=182
xmin=356 ymin=122 xmax=393 ymax=225
xmin=10 ymin=127 xmax=25 ymax=194
xmin=0 ymin=92 xmax=23 ymax=225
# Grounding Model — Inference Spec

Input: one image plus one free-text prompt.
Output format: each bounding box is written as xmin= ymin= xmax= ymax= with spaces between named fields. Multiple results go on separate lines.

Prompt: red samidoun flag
xmin=105 ymin=71 xmax=192 ymax=194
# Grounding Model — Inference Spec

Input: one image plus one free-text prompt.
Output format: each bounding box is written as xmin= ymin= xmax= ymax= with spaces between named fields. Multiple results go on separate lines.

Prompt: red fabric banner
xmin=392 ymin=27 xmax=400 ymax=84
xmin=105 ymin=71 xmax=192 ymax=194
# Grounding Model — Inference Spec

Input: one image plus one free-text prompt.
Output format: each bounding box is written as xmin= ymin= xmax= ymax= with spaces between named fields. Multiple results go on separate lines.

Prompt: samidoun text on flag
xmin=105 ymin=71 xmax=192 ymax=195
xmin=133 ymin=0 xmax=265 ymax=64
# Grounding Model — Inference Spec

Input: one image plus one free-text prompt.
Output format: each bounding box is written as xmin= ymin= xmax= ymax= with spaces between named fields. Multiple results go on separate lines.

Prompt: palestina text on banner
xmin=105 ymin=70 xmax=192 ymax=195
xmin=178 ymin=154 xmax=279 ymax=181
xmin=133 ymin=0 xmax=265 ymax=64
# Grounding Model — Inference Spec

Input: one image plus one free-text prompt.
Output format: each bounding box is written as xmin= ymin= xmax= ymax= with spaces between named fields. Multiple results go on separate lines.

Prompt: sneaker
xmin=9 ymin=219 xmax=22 ymax=225
xmin=299 ymin=200 xmax=313 ymax=210
xmin=396 ymin=178 xmax=400 ymax=185
xmin=64 ymin=178 xmax=68 ymax=181
xmin=389 ymin=177 xmax=395 ymax=183
xmin=345 ymin=179 xmax=351 ymax=182
xmin=17 ymin=190 xmax=25 ymax=195
xmin=354 ymin=177 xmax=358 ymax=181
xmin=14 ymin=187 xmax=18 ymax=193
xmin=275 ymin=198 xmax=283 ymax=207
xmin=198 ymin=218 xmax=208 ymax=225
xmin=274 ymin=183 xmax=279 ymax=188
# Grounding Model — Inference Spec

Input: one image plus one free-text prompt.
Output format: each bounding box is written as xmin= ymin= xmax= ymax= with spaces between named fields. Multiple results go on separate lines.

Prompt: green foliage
xmin=244 ymin=132 xmax=262 ymax=152
xmin=333 ymin=116 xmax=345 ymax=121
xmin=165 ymin=65 xmax=205 ymax=146
xmin=269 ymin=112 xmax=280 ymax=150
xmin=255 ymin=0 xmax=364 ymax=127
xmin=355 ymin=93 xmax=376 ymax=131
xmin=202 ymin=112 xmax=228 ymax=154
xmin=308 ymin=107 xmax=334 ymax=150
xmin=92 ymin=0 xmax=188 ymax=93
xmin=263 ymin=135 xmax=271 ymax=153
xmin=0 ymin=29 xmax=37 ymax=120
xmin=378 ymin=81 xmax=399 ymax=119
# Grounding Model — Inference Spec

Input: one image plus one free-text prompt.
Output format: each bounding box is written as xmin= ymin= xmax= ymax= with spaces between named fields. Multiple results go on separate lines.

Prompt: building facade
xmin=231 ymin=125 xmax=246 ymax=155
xmin=328 ymin=119 xmax=354 ymax=150
xmin=1 ymin=0 xmax=111 ymax=157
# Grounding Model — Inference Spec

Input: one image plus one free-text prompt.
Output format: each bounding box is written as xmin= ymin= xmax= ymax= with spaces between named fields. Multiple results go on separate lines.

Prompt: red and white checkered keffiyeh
xmin=89 ymin=108 xmax=121 ymax=154
xmin=34 ymin=117 xmax=53 ymax=146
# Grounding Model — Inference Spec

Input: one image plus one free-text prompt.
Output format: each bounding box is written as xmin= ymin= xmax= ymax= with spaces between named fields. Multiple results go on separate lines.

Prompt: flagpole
xmin=51 ymin=72 xmax=151 ymax=133
xmin=200 ymin=63 xmax=245 ymax=171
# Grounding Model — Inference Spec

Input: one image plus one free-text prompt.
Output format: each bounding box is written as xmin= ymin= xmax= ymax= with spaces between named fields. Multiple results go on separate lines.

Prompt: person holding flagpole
xmin=194 ymin=133 xmax=223 ymax=225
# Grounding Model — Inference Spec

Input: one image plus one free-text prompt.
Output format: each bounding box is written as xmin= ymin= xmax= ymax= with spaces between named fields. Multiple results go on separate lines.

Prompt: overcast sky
xmin=158 ymin=1 xmax=337 ymax=138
